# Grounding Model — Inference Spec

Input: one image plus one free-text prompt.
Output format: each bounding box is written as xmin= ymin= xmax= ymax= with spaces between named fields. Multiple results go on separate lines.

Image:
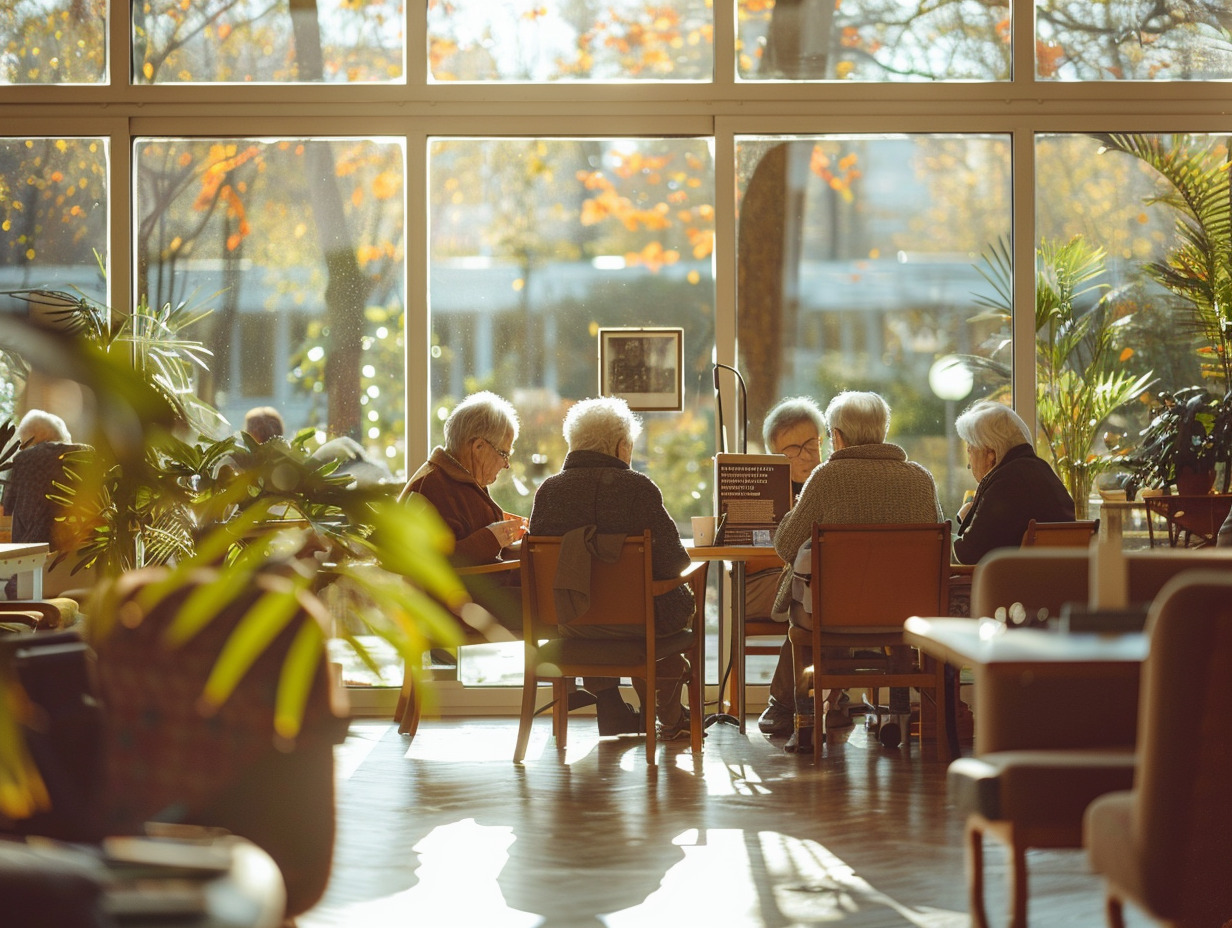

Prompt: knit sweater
xmin=771 ymin=442 xmax=943 ymax=616
xmin=529 ymin=449 xmax=693 ymax=635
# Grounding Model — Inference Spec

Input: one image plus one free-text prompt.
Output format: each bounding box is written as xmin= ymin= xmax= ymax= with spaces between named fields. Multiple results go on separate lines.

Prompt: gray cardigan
xmin=771 ymin=442 xmax=943 ymax=617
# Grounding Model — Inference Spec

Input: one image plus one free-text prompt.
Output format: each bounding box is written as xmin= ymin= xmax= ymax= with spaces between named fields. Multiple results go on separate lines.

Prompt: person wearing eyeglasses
xmin=771 ymin=391 xmax=943 ymax=752
xmin=747 ymin=396 xmax=826 ymax=737
xmin=400 ymin=391 xmax=527 ymax=632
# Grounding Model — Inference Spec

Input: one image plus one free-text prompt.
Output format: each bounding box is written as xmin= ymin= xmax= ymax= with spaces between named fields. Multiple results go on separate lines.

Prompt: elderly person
xmin=771 ymin=391 xmax=943 ymax=751
xmin=748 ymin=396 xmax=826 ymax=736
xmin=400 ymin=391 xmax=526 ymax=632
xmin=244 ymin=406 xmax=285 ymax=444
xmin=952 ymin=400 xmax=1075 ymax=565
xmin=528 ymin=397 xmax=694 ymax=740
xmin=1 ymin=410 xmax=94 ymax=597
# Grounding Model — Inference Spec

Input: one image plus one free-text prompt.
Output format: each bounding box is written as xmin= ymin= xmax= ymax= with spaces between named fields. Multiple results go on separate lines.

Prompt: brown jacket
xmin=399 ymin=447 xmax=509 ymax=565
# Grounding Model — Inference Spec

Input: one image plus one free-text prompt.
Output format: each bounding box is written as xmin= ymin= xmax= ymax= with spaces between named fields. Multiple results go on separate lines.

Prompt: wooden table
xmin=685 ymin=541 xmax=773 ymax=732
xmin=0 ymin=541 xmax=48 ymax=599
xmin=903 ymin=616 xmax=1146 ymax=754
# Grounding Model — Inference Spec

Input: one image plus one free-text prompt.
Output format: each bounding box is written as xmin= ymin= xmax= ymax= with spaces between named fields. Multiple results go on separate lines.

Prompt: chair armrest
xmin=651 ymin=559 xmax=707 ymax=597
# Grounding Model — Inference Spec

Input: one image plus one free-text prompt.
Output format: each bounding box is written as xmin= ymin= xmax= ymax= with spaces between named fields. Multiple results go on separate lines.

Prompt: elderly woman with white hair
xmin=528 ymin=396 xmax=695 ymax=740
xmin=400 ymin=390 xmax=527 ymax=565
xmin=770 ymin=390 xmax=943 ymax=750
xmin=951 ymin=399 xmax=1074 ymax=565
xmin=400 ymin=391 xmax=527 ymax=635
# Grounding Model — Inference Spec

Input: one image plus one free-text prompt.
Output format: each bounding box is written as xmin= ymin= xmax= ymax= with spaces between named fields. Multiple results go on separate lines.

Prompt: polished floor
xmin=299 ymin=716 xmax=1150 ymax=928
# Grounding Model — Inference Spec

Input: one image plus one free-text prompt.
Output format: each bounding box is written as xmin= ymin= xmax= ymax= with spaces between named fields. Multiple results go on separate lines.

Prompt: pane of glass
xmin=429 ymin=136 xmax=718 ymax=681
xmin=1036 ymin=2 xmax=1232 ymax=80
xmin=736 ymin=134 xmax=1012 ymax=519
xmin=737 ymin=0 xmax=1011 ymax=81
xmin=428 ymin=0 xmax=713 ymax=82
xmin=134 ymin=136 xmax=406 ymax=472
xmin=1035 ymin=133 xmax=1229 ymax=522
xmin=133 ymin=0 xmax=404 ymax=84
xmin=1 ymin=1 xmax=108 ymax=85
xmin=0 ymin=136 xmax=109 ymax=421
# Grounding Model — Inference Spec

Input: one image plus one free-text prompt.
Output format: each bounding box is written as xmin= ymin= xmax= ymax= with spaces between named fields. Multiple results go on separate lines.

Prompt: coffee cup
xmin=691 ymin=516 xmax=717 ymax=546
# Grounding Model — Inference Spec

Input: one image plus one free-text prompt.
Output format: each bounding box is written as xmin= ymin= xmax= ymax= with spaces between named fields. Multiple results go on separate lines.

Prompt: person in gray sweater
xmin=529 ymin=397 xmax=695 ymax=740
xmin=770 ymin=391 xmax=943 ymax=750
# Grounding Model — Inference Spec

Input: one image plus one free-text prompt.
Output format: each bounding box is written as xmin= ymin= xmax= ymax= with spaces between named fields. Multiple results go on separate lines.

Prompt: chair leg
xmin=688 ymin=647 xmax=704 ymax=755
xmin=966 ymin=820 xmax=990 ymax=928
xmin=513 ymin=673 xmax=539 ymax=764
xmin=1105 ymin=893 xmax=1126 ymax=928
xmin=552 ymin=679 xmax=569 ymax=749
xmin=394 ymin=658 xmax=411 ymax=723
xmin=1008 ymin=836 xmax=1029 ymax=928
xmin=397 ymin=668 xmax=421 ymax=738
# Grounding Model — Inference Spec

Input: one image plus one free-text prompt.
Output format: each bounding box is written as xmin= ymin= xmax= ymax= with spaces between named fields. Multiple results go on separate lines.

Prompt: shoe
xmin=757 ymin=700 xmax=794 ymax=735
xmin=656 ymin=707 xmax=697 ymax=742
xmin=597 ymin=700 xmax=643 ymax=737
xmin=785 ymin=726 xmax=813 ymax=753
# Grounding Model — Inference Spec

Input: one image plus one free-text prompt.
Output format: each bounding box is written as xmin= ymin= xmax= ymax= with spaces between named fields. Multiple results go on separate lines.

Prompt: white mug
xmin=691 ymin=515 xmax=717 ymax=546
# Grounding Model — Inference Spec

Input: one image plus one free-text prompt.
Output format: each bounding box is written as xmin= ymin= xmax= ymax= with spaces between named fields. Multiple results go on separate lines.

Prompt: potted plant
xmin=1125 ymin=386 xmax=1232 ymax=497
xmin=0 ymin=300 xmax=468 ymax=827
xmin=965 ymin=235 xmax=1155 ymax=518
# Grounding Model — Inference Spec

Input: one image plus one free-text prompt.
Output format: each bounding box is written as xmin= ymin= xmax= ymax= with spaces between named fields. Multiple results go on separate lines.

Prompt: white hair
xmin=443 ymin=391 xmax=520 ymax=456
xmin=954 ymin=400 xmax=1032 ymax=459
xmin=563 ymin=397 xmax=642 ymax=455
xmin=16 ymin=409 xmax=70 ymax=445
xmin=825 ymin=391 xmax=889 ymax=446
xmin=762 ymin=396 xmax=826 ymax=450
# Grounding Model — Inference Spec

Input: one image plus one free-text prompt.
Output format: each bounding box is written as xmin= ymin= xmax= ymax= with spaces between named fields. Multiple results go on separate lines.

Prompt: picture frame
xmin=598 ymin=327 xmax=684 ymax=412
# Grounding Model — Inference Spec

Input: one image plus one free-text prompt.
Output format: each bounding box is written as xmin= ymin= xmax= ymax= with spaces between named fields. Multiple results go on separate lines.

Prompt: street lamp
xmin=929 ymin=356 xmax=975 ymax=510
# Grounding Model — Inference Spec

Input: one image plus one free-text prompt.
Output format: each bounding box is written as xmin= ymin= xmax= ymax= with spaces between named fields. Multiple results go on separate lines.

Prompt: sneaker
xmin=757 ymin=700 xmax=795 ymax=735
xmin=656 ymin=707 xmax=698 ymax=742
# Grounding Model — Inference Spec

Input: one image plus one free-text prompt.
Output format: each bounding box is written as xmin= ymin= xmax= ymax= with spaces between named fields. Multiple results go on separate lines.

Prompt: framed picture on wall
xmin=598 ymin=327 xmax=684 ymax=412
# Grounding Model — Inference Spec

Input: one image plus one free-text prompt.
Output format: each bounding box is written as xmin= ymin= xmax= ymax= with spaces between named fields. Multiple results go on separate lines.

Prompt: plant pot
xmin=1176 ymin=466 xmax=1216 ymax=496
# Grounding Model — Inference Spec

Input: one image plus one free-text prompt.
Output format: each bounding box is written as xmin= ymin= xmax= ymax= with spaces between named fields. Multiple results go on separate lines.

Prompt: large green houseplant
xmin=969 ymin=235 xmax=1155 ymax=518
xmin=1125 ymin=386 xmax=1232 ymax=496
xmin=0 ymin=298 xmax=468 ymax=821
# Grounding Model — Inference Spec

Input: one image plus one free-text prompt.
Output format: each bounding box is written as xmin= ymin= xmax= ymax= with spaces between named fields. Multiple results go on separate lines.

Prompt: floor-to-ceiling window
xmin=4 ymin=1 xmax=1231 ymax=708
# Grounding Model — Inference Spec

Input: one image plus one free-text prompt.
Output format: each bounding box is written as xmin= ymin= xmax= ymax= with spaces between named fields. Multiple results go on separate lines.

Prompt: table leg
xmin=732 ymin=560 xmax=746 ymax=733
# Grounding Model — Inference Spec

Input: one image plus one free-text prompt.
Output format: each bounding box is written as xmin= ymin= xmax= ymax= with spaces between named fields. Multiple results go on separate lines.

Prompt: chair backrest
xmin=1020 ymin=518 xmax=1098 ymax=547
xmin=811 ymin=522 xmax=951 ymax=633
xmin=1130 ymin=570 xmax=1232 ymax=919
xmin=971 ymin=547 xmax=1232 ymax=621
xmin=520 ymin=531 xmax=655 ymax=638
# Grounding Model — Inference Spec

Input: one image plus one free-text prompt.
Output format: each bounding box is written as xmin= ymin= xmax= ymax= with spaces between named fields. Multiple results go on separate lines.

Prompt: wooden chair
xmin=1085 ymin=570 xmax=1232 ymax=928
xmin=513 ymin=531 xmax=706 ymax=765
xmin=393 ymin=558 xmax=519 ymax=738
xmin=1142 ymin=493 xmax=1232 ymax=548
xmin=1020 ymin=518 xmax=1098 ymax=547
xmin=788 ymin=522 xmax=952 ymax=764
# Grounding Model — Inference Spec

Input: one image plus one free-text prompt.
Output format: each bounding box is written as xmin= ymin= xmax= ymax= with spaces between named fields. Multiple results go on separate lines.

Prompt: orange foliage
xmin=626 ymin=241 xmax=679 ymax=272
xmin=1036 ymin=41 xmax=1064 ymax=78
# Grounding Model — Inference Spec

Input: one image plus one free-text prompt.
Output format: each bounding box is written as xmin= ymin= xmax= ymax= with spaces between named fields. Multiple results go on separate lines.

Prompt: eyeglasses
xmin=779 ymin=437 xmax=822 ymax=460
xmin=484 ymin=438 xmax=512 ymax=464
